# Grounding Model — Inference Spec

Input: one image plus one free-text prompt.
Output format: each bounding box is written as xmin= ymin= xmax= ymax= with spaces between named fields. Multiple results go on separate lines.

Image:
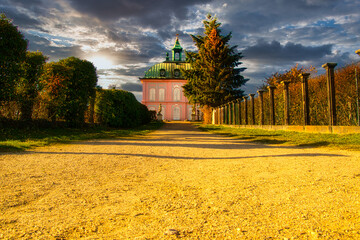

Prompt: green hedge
xmin=95 ymin=89 xmax=151 ymax=128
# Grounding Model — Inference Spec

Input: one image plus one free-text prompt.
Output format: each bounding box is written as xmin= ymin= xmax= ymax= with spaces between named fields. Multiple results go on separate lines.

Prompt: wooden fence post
xmin=300 ymin=73 xmax=310 ymax=125
xmin=257 ymin=90 xmax=265 ymax=125
xmin=322 ymin=62 xmax=337 ymax=126
xmin=229 ymin=102 xmax=232 ymax=125
xmin=249 ymin=94 xmax=255 ymax=125
xmin=223 ymin=104 xmax=226 ymax=124
xmin=232 ymin=101 xmax=236 ymax=125
xmin=282 ymin=81 xmax=291 ymax=125
xmin=268 ymin=85 xmax=276 ymax=125
xmin=243 ymin=96 xmax=248 ymax=125
xmin=226 ymin=103 xmax=229 ymax=124
xmin=219 ymin=106 xmax=222 ymax=124
xmin=229 ymin=102 xmax=234 ymax=125
xmin=227 ymin=103 xmax=231 ymax=124
xmin=214 ymin=107 xmax=217 ymax=124
xmin=218 ymin=106 xmax=221 ymax=124
xmin=237 ymin=98 xmax=242 ymax=125
xmin=221 ymin=106 xmax=224 ymax=124
xmin=217 ymin=106 xmax=220 ymax=125
xmin=229 ymin=102 xmax=232 ymax=124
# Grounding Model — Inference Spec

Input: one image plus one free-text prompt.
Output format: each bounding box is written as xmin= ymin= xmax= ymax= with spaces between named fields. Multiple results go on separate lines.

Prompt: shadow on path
xmin=20 ymin=122 xmax=348 ymax=158
xmin=28 ymin=151 xmax=347 ymax=160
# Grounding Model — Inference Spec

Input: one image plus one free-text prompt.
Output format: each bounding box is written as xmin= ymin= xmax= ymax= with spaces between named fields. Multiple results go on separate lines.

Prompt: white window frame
xmin=173 ymin=87 xmax=180 ymax=102
xmin=159 ymin=88 xmax=165 ymax=101
xmin=149 ymin=88 xmax=156 ymax=101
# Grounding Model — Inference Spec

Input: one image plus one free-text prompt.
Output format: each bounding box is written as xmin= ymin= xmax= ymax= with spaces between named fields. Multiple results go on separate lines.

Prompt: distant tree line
xmin=0 ymin=14 xmax=151 ymax=127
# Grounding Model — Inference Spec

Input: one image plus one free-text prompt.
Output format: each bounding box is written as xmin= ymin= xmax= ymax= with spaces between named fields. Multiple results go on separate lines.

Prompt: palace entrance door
xmin=173 ymin=107 xmax=180 ymax=120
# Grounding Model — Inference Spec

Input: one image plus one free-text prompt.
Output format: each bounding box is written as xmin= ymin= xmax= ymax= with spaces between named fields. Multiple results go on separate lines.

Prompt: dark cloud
xmin=0 ymin=5 xmax=42 ymax=28
xmin=1 ymin=0 xmax=56 ymax=17
xmin=221 ymin=0 xmax=360 ymax=37
xmin=106 ymin=29 xmax=129 ymax=43
xmin=243 ymin=40 xmax=332 ymax=64
xmin=3 ymin=0 xmax=44 ymax=5
xmin=119 ymin=82 xmax=143 ymax=92
xmin=98 ymin=66 xmax=148 ymax=78
xmin=24 ymin=33 xmax=84 ymax=61
xmin=67 ymin=0 xmax=213 ymax=27
xmin=2 ymin=0 xmax=360 ymax=100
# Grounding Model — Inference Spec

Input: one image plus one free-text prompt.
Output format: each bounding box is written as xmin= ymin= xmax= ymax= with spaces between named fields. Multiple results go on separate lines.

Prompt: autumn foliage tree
xmin=41 ymin=62 xmax=73 ymax=122
xmin=183 ymin=14 xmax=247 ymax=123
xmin=41 ymin=57 xmax=98 ymax=125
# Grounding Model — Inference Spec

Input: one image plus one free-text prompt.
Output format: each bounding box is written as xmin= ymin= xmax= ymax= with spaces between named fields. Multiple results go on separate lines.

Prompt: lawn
xmin=0 ymin=121 xmax=164 ymax=152
xmin=196 ymin=124 xmax=360 ymax=151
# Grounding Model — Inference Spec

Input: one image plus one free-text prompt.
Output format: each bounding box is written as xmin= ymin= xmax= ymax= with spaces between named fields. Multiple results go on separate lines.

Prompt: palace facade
xmin=140 ymin=37 xmax=196 ymax=121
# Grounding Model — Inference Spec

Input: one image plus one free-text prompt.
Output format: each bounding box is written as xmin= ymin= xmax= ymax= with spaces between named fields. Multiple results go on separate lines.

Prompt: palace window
xmin=159 ymin=88 xmax=165 ymax=101
xmin=160 ymin=69 xmax=166 ymax=77
xmin=173 ymin=87 xmax=180 ymax=102
xmin=149 ymin=88 xmax=156 ymax=101
xmin=174 ymin=69 xmax=180 ymax=78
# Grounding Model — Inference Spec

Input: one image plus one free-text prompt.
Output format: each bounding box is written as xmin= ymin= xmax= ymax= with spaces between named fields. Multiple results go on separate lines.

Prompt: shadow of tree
xmin=298 ymin=141 xmax=330 ymax=148
xmin=0 ymin=145 xmax=24 ymax=152
xmin=29 ymin=151 xmax=347 ymax=160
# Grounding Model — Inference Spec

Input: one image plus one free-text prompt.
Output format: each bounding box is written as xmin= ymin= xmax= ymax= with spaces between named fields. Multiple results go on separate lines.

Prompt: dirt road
xmin=1 ymin=122 xmax=360 ymax=239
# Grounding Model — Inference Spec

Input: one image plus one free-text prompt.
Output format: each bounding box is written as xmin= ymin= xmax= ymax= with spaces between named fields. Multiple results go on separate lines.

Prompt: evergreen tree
xmin=183 ymin=14 xmax=247 ymax=122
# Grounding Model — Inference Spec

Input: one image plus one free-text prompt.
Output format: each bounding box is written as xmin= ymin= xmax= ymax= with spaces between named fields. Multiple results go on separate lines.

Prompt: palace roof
xmin=142 ymin=36 xmax=190 ymax=79
xmin=142 ymin=62 xmax=190 ymax=79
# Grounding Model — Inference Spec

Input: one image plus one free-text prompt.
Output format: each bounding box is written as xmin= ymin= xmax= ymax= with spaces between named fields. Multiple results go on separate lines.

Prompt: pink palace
xmin=140 ymin=37 xmax=199 ymax=121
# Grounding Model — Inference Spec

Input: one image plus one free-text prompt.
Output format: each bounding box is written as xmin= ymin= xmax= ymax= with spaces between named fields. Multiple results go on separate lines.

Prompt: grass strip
xmin=0 ymin=121 xmax=164 ymax=152
xmin=195 ymin=124 xmax=360 ymax=151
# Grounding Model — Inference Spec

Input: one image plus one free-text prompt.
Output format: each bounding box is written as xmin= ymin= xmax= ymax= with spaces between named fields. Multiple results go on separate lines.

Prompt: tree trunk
xmin=20 ymin=100 xmax=33 ymax=121
xmin=201 ymin=105 xmax=212 ymax=124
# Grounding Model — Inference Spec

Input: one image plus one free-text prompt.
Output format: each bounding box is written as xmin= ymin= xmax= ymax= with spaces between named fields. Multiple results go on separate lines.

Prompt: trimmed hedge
xmin=95 ymin=89 xmax=151 ymax=128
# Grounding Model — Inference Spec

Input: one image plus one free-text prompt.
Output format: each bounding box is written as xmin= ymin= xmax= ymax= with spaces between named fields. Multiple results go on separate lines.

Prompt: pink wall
xmin=140 ymin=78 xmax=192 ymax=121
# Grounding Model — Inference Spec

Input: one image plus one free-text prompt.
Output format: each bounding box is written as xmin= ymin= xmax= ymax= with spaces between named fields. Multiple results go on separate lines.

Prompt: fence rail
xmin=212 ymin=61 xmax=360 ymax=133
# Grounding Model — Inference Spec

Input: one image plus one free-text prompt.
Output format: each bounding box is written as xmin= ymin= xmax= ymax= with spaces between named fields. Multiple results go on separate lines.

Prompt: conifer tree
xmin=183 ymin=14 xmax=247 ymax=123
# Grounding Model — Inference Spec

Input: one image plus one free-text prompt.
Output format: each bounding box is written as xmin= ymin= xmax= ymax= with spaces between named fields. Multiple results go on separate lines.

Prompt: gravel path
xmin=1 ymin=122 xmax=360 ymax=239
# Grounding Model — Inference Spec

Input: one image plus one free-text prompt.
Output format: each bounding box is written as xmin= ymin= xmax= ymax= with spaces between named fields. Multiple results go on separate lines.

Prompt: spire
xmin=172 ymin=34 xmax=183 ymax=50
xmin=172 ymin=34 xmax=183 ymax=61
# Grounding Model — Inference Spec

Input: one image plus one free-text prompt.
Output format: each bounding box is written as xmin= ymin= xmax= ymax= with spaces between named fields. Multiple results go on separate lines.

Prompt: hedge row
xmin=94 ymin=89 xmax=151 ymax=128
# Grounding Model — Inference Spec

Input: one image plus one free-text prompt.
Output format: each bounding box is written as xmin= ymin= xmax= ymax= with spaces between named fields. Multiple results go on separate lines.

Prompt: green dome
xmin=143 ymin=62 xmax=191 ymax=79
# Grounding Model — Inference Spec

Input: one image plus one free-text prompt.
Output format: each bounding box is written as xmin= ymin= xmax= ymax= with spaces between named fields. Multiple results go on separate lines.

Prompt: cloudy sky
xmin=2 ymin=0 xmax=360 ymax=100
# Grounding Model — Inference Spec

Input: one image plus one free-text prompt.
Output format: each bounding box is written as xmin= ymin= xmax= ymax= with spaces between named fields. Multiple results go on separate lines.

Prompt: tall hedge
xmin=0 ymin=14 xmax=28 ymax=101
xmin=58 ymin=57 xmax=98 ymax=125
xmin=95 ymin=89 xmax=151 ymax=128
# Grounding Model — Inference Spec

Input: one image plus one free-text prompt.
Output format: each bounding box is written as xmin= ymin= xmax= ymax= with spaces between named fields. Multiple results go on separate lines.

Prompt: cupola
xmin=172 ymin=34 xmax=183 ymax=61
